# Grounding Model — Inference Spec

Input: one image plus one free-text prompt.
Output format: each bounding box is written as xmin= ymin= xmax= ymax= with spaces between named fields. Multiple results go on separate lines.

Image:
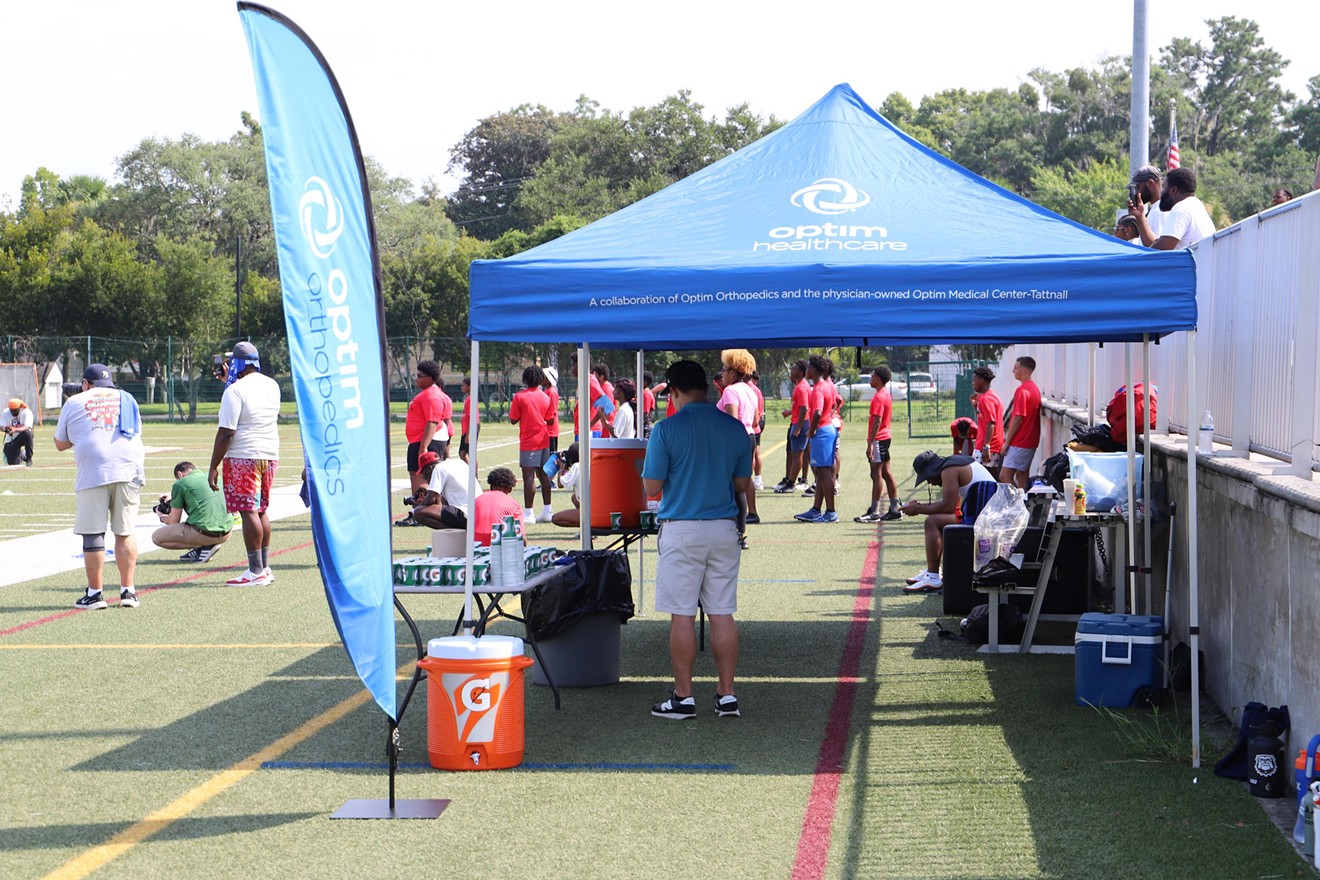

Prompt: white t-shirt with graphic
xmin=54 ymin=389 xmax=146 ymax=491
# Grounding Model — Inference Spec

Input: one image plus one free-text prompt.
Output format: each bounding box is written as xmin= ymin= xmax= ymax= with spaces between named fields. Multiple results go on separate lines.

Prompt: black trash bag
xmin=1041 ymin=451 xmax=1071 ymax=493
xmin=521 ymin=549 xmax=635 ymax=641
xmin=960 ymin=602 xmax=1025 ymax=645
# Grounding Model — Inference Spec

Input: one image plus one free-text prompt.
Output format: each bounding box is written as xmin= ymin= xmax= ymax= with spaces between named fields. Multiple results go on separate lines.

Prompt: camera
xmin=152 ymin=497 xmax=172 ymax=516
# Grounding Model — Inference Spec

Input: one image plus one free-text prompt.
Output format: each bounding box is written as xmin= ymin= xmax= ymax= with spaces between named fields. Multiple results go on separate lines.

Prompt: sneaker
xmin=880 ymin=510 xmax=903 ymax=521
xmin=196 ymin=545 xmax=221 ymax=563
xmin=802 ymin=483 xmax=817 ymax=497
xmin=903 ymin=571 xmax=943 ymax=593
xmin=715 ymin=693 xmax=741 ymax=718
xmin=854 ymin=511 xmax=882 ymax=523
xmin=226 ymin=569 xmax=272 ymax=587
xmin=819 ymin=510 xmax=839 ymax=523
xmin=536 ymin=509 xmax=554 ymax=524
xmin=119 ymin=589 xmax=140 ymax=608
xmin=179 ymin=548 xmax=204 ymax=562
xmin=74 ymin=591 xmax=107 ymax=610
xmin=752 ymin=475 xmax=764 ymax=490
xmin=651 ymin=691 xmax=697 ymax=720
xmin=523 ymin=516 xmax=536 ymax=530
xmin=394 ymin=514 xmax=419 ymax=527
xmin=744 ymin=513 xmax=760 ymax=525
xmin=793 ymin=508 xmax=823 ymax=523
xmin=795 ymin=478 xmax=808 ymax=488
xmin=905 ymin=569 xmax=930 ymax=585
xmin=263 ymin=566 xmax=274 ymax=583
xmin=772 ymin=479 xmax=794 ymax=494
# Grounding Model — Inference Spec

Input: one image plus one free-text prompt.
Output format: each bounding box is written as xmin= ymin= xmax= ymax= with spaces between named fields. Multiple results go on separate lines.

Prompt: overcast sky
xmin=3 ymin=1 xmax=1317 ymax=210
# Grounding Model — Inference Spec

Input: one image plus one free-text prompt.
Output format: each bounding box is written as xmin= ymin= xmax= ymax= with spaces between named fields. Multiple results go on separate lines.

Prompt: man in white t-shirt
xmin=54 ymin=365 xmax=146 ymax=609
xmin=3 ymin=397 xmax=35 ymax=466
xmin=1130 ymin=167 xmax=1215 ymax=251
xmin=1127 ymin=165 xmax=1165 ymax=240
xmin=208 ymin=341 xmax=282 ymax=587
xmin=414 ymin=448 xmax=482 ymax=531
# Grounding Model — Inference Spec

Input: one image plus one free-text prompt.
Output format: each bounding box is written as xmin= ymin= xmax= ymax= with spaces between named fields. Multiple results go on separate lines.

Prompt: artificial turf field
xmin=0 ymin=417 xmax=1310 ymax=879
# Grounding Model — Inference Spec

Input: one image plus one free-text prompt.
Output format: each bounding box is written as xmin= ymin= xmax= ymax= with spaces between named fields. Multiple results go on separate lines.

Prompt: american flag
xmin=1168 ymin=118 xmax=1180 ymax=170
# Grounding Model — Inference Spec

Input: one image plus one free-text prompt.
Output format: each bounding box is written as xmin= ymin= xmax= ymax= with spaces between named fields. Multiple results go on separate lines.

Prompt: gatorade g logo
xmin=791 ymin=178 xmax=870 ymax=215
xmin=1254 ymin=753 xmax=1278 ymax=777
xmin=299 ymin=176 xmax=345 ymax=258
xmin=441 ymin=671 xmax=509 ymax=742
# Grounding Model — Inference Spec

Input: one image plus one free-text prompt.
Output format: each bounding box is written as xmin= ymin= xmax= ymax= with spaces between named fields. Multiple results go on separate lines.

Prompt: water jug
xmin=1248 ymin=720 xmax=1287 ymax=798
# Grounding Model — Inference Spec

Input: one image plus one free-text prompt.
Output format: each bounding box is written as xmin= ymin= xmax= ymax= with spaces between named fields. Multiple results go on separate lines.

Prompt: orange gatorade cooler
xmin=417 ymin=635 xmax=534 ymax=771
xmin=589 ymin=438 xmax=648 ymax=529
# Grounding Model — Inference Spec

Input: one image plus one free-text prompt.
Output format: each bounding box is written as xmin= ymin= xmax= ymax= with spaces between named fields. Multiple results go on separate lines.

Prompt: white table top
xmin=392 ymin=564 xmax=568 ymax=595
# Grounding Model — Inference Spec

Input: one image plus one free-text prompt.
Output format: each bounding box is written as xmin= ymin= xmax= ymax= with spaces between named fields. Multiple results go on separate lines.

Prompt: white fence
xmin=1006 ymin=190 xmax=1320 ymax=478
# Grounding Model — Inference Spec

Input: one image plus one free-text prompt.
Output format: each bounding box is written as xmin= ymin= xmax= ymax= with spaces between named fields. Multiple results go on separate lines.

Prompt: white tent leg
xmin=1187 ymin=329 xmax=1201 ymax=769
xmin=1143 ymin=335 xmax=1153 ymax=614
xmin=636 ymin=349 xmax=646 ymax=616
xmin=1088 ymin=343 xmax=1097 ymax=426
xmin=579 ymin=344 xmax=592 ymax=553
xmin=463 ymin=339 xmax=480 ymax=633
xmin=1125 ymin=345 xmax=1138 ymax=613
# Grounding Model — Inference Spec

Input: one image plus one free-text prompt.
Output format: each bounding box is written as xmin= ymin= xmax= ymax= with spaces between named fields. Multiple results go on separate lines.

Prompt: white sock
xmin=542 ymin=504 xmax=553 ymax=516
xmin=524 ymin=508 xmax=534 ymax=519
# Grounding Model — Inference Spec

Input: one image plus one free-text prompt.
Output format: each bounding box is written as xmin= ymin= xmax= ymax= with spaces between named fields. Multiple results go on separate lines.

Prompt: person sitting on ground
xmin=152 ymin=461 xmax=233 ymax=562
xmin=471 ymin=467 xmax=526 ymax=547
xmin=413 ymin=448 xmax=481 ymax=531
xmin=900 ymin=450 xmax=999 ymax=594
xmin=550 ymin=442 xmax=585 ymax=527
xmin=717 ymin=348 xmax=761 ymax=525
xmin=612 ymin=378 xmax=638 ymax=439
xmin=855 ymin=366 xmax=901 ymax=523
xmin=3 ymin=398 xmax=35 ymax=466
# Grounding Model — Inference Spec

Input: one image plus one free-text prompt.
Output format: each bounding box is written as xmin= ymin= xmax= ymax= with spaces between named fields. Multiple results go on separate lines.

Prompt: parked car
xmin=905 ymin=372 xmax=937 ymax=395
xmin=838 ymin=380 xmax=876 ymax=402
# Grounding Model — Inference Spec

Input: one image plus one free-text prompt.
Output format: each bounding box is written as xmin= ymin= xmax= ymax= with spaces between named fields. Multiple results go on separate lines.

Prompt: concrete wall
xmin=1042 ymin=401 xmax=1320 ymax=759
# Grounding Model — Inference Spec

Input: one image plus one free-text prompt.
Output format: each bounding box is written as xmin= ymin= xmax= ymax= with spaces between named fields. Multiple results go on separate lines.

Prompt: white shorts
xmin=75 ymin=482 xmax=141 ymax=536
xmin=1002 ymin=445 xmax=1035 ymax=471
xmin=655 ymin=519 xmax=741 ymax=616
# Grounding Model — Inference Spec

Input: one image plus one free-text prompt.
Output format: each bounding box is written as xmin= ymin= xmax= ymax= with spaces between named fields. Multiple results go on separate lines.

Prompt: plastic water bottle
xmin=1198 ymin=410 xmax=1215 ymax=455
xmin=972 ymin=448 xmax=982 ymax=463
xmin=501 ymin=515 xmax=524 ymax=585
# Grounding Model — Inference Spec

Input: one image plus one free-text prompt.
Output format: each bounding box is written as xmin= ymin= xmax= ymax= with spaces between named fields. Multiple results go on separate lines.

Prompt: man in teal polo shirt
xmin=152 ymin=461 xmax=233 ymax=562
xmin=642 ymin=360 xmax=752 ymax=720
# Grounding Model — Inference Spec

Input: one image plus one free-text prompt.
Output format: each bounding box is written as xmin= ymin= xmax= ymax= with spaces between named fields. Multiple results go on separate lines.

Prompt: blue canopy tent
xmin=464 ymin=83 xmax=1208 ymax=764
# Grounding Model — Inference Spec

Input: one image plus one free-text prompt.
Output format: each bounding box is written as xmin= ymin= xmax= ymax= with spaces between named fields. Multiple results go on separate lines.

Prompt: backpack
xmin=960 ymin=602 xmax=1025 ymax=645
xmin=1105 ymin=383 xmax=1157 ymax=444
xmin=1041 ymin=451 xmax=1071 ymax=493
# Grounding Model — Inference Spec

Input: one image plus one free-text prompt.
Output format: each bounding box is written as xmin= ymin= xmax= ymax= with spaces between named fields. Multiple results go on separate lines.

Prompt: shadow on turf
xmin=0 ymin=812 xmax=319 ymax=852
xmin=69 ymin=615 xmax=875 ymax=778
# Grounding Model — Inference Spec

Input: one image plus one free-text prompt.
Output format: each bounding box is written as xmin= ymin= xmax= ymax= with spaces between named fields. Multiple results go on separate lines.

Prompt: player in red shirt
xmin=971 ymin=365 xmax=1004 ymax=477
xmin=403 ymin=360 xmax=449 ymax=500
xmin=750 ymin=369 xmax=766 ymax=490
xmin=570 ymin=360 xmax=613 ymax=438
xmin=459 ymin=375 xmax=478 ymax=458
xmin=774 ymin=359 xmax=811 ymax=492
xmin=950 ymin=417 xmax=978 ymax=455
xmin=855 ymin=365 xmax=902 ymax=522
xmin=509 ymin=365 xmax=556 ymax=525
xmin=471 ymin=467 xmax=526 ymax=547
xmin=541 ymin=366 xmax=561 ymax=453
xmin=641 ymin=370 xmax=656 ymax=436
xmin=794 ymin=354 xmax=840 ymax=522
xmin=593 ymin=364 xmax=615 ymax=431
xmin=998 ymin=356 xmax=1042 ymax=489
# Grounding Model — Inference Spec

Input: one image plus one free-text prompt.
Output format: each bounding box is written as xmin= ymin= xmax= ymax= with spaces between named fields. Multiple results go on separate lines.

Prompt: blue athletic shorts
xmin=809 ymin=425 xmax=837 ymax=468
xmin=788 ymin=424 xmax=809 ymax=452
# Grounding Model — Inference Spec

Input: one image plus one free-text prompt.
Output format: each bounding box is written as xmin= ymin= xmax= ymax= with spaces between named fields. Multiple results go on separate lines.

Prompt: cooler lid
xmin=426 ymin=634 xmax=525 ymax=660
xmin=1076 ymin=613 xmax=1164 ymax=637
xmin=593 ymin=438 xmax=647 ymax=449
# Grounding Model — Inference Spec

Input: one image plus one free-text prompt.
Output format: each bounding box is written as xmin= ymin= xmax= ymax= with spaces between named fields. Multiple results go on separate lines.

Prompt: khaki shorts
xmin=655 ymin=519 xmax=742 ymax=616
xmin=152 ymin=523 xmax=232 ymax=550
xmin=75 ymin=482 xmax=141 ymax=536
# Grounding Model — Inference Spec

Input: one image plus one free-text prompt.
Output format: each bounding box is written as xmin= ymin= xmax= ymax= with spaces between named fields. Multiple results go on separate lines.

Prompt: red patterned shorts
xmin=223 ymin=458 xmax=278 ymax=513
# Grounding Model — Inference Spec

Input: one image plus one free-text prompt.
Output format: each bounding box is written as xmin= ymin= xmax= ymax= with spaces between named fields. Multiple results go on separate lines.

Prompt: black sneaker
xmin=715 ymin=693 xmax=741 ymax=717
xmin=880 ymin=510 xmax=903 ymax=521
xmin=744 ymin=513 xmax=760 ymax=525
xmin=394 ymin=514 xmax=419 ymax=527
xmin=854 ymin=511 xmax=881 ymax=523
xmin=651 ymin=691 xmax=697 ymax=720
xmin=74 ymin=591 xmax=107 ymax=610
xmin=772 ymin=479 xmax=794 ymax=494
xmin=179 ymin=548 xmax=203 ymax=562
xmin=119 ymin=589 xmax=140 ymax=608
xmin=801 ymin=483 xmax=816 ymax=497
xmin=196 ymin=545 xmax=221 ymax=563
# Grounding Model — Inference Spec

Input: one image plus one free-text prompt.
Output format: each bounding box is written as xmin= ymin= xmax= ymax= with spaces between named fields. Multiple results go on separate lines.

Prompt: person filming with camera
xmin=152 ymin=461 xmax=232 ymax=563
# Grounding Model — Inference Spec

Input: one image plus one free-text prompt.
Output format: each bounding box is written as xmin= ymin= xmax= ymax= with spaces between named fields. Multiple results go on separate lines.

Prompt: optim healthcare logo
xmin=299 ymin=176 xmax=345 ymax=258
xmin=791 ymin=178 xmax=870 ymax=215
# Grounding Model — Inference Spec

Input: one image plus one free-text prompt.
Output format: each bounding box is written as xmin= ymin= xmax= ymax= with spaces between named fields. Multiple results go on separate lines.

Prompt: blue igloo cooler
xmin=1074 ymin=613 xmax=1164 ymax=707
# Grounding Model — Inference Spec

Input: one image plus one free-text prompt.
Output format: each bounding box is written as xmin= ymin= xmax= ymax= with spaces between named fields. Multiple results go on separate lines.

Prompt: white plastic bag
xmin=1066 ymin=450 xmax=1143 ymax=512
xmin=972 ymin=484 xmax=1029 ymax=569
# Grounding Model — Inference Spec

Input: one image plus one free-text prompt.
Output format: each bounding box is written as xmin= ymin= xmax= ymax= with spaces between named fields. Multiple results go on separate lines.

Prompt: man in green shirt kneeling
xmin=152 ymin=461 xmax=233 ymax=563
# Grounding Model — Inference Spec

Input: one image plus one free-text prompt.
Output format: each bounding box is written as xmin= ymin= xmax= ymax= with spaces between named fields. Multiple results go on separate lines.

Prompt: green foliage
xmin=1031 ymin=157 xmax=1130 ymax=230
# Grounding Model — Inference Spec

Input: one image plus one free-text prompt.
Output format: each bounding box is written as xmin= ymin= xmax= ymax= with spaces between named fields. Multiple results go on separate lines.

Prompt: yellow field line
xmin=43 ymin=665 xmax=407 ymax=880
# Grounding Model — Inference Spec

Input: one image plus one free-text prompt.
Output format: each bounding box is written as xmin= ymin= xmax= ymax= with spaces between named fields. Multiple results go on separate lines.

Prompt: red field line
xmin=790 ymin=536 xmax=879 ymax=880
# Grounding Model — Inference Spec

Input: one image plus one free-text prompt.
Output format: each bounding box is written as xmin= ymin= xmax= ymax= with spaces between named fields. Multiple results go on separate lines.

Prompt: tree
xmin=1160 ymin=17 xmax=1291 ymax=158
xmin=1030 ymin=158 xmax=1130 ymax=231
xmin=909 ymin=86 xmax=1045 ymax=193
